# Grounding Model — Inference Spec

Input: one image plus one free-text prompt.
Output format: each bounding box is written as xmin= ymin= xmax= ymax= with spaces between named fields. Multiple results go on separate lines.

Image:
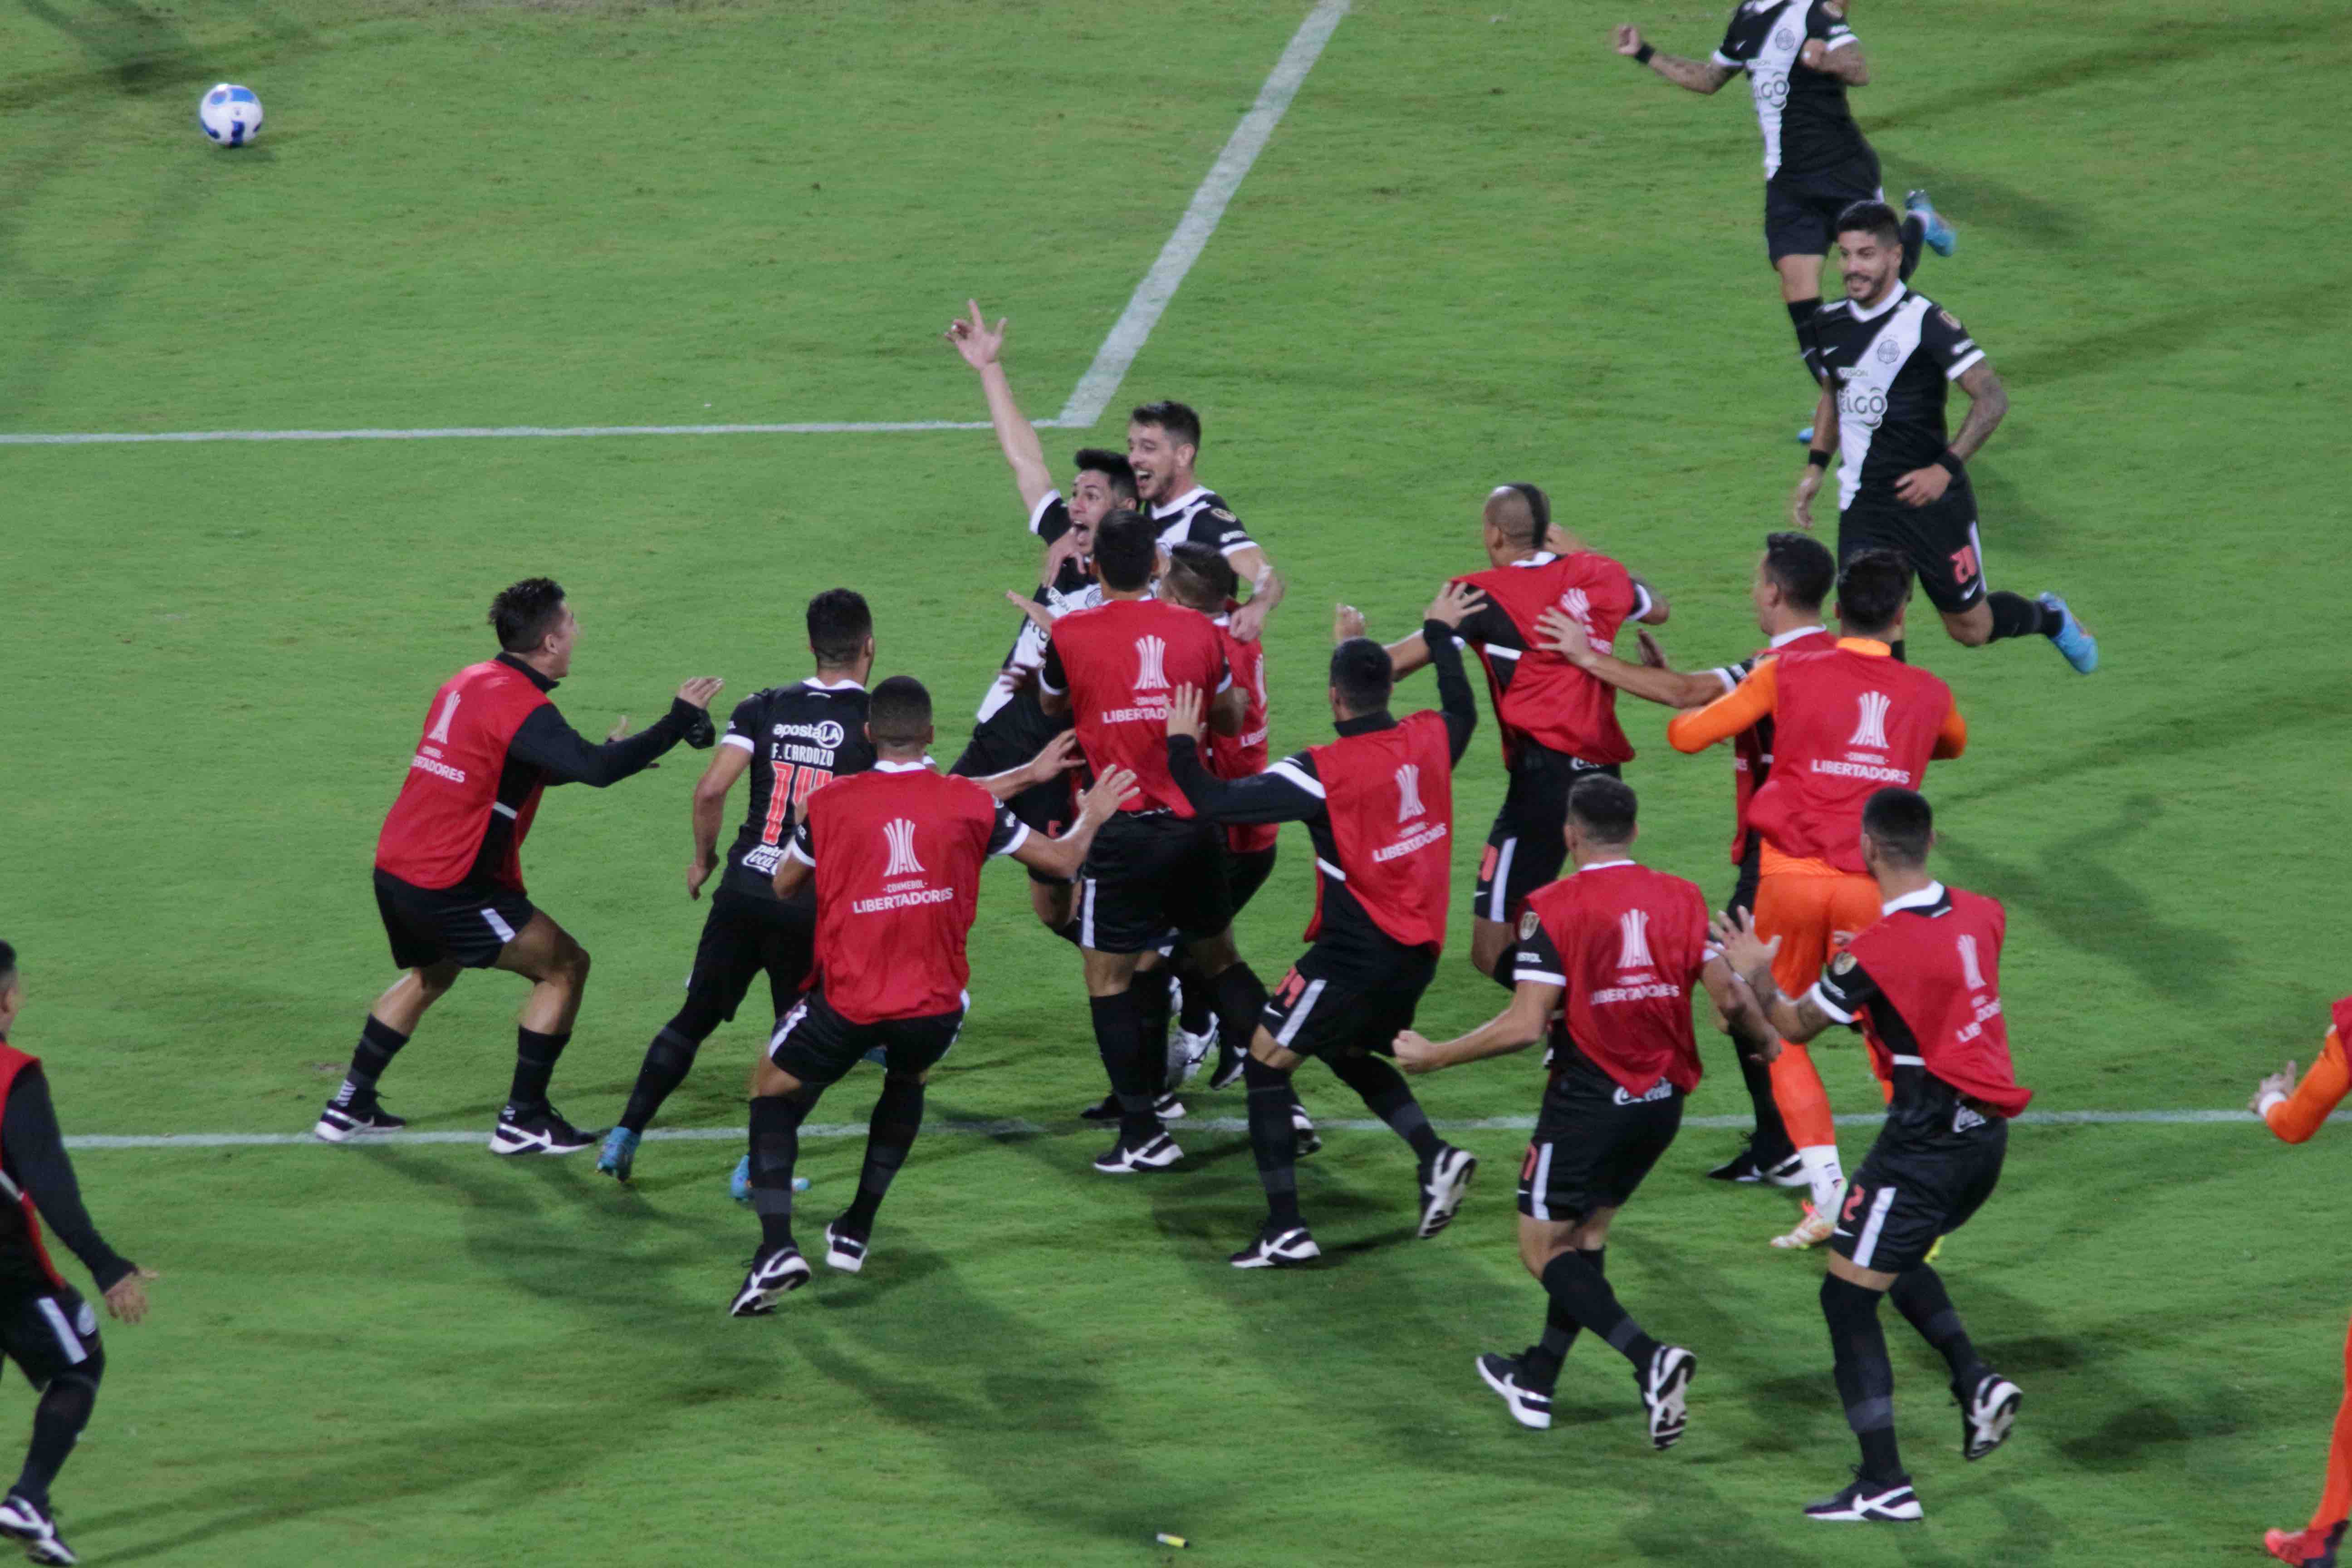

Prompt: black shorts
xmin=1764 ymin=157 xmax=1883 ymax=263
xmin=1841 ymin=477 xmax=1987 ymax=614
xmin=0 ymin=1286 xmax=101 ymax=1390
xmin=1517 ymin=1053 xmax=1683 ymax=1221
xmin=1260 ymin=944 xmax=1439 ymax=1061
xmin=951 ymin=735 xmax=1076 ymax=887
xmin=767 ymin=987 xmax=965 ymax=1090
xmin=1476 ymin=751 xmax=1619 ymax=924
xmin=1077 ymin=812 xmax=1232 ymax=955
xmin=1226 ymin=844 xmax=1279 ymax=916
xmin=683 ymin=887 xmax=815 ymax=1026
xmin=1831 ymin=1108 xmax=2008 ymax=1274
xmin=373 ymin=868 xmax=534 ymax=971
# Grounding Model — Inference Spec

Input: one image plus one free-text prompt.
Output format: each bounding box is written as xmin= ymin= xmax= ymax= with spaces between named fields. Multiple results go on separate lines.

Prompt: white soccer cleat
xmin=728 ymin=1246 xmax=811 ymax=1316
xmin=1960 ymin=1372 xmax=2021 ymax=1461
xmin=823 ymin=1221 xmax=867 ymax=1275
xmin=1639 ymin=1345 xmax=1696 ymax=1450
xmin=1093 ymin=1132 xmax=1183 ymax=1174
xmin=1804 ymin=1472 xmax=1923 ymax=1523
xmin=1417 ymin=1146 xmax=1477 ymax=1238
xmin=1771 ymin=1201 xmax=1835 ymax=1250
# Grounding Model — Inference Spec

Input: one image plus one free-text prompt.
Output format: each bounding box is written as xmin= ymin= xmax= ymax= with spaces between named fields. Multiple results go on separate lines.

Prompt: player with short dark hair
xmin=1792 ymin=202 xmax=2099 ymax=669
xmin=1162 ymin=583 xmax=1486 ymax=1268
xmin=729 ymin=680 xmax=1135 ymax=1312
xmin=1715 ymin=788 xmax=2029 ymax=1523
xmin=1126 ymin=399 xmax=1286 ymax=642
xmin=0 ymin=942 xmax=158 ymax=1567
xmin=1396 ymin=779 xmax=1770 ymax=1449
xmin=1343 ymin=484 xmax=1669 ymax=980
xmin=317 ymin=579 xmax=723 ymax=1156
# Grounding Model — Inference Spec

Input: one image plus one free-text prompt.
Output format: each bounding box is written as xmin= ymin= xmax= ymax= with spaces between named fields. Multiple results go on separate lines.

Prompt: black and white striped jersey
xmin=975 ymin=490 xmax=1102 ymax=726
xmin=1149 ymin=486 xmax=1256 ymax=559
xmin=1813 ymin=286 xmax=1987 ymax=509
xmin=1711 ymin=0 xmax=1870 ymax=181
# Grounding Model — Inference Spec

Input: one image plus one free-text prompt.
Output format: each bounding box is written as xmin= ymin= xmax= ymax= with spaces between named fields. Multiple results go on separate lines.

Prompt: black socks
xmin=1210 ymin=964 xmax=1269 ymax=1062
xmin=1131 ymin=966 xmax=1175 ymax=1093
xmin=748 ymin=1091 xmax=816 ymax=1251
xmin=841 ymin=1075 xmax=926 ymax=1236
xmin=1242 ymin=1057 xmax=1302 ymax=1228
xmin=1089 ymin=992 xmax=1159 ymax=1143
xmin=620 ymin=1022 xmax=705 ymax=1133
xmin=507 ymin=1027 xmax=571 ymax=1110
xmin=1540 ymin=1248 xmax=1658 ymax=1371
xmin=1787 ymin=295 xmax=1823 ymax=385
xmin=1327 ymin=1053 xmax=1442 ymax=1164
xmin=12 ymin=1367 xmax=98 ymax=1508
xmin=1822 ymin=1274 xmax=1905 ymax=1482
xmin=334 ymin=1014 xmax=409 ymax=1107
xmin=1520 ymin=1247 xmax=1604 ymax=1389
xmin=1889 ymin=1265 xmax=1988 ymax=1392
xmin=1985 ymin=590 xmax=2060 ymax=643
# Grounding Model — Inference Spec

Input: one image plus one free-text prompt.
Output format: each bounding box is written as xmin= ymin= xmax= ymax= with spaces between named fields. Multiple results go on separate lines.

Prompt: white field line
xmin=0 ymin=1 xmax=1350 ymax=449
xmin=65 ymin=1108 xmax=2268 ymax=1152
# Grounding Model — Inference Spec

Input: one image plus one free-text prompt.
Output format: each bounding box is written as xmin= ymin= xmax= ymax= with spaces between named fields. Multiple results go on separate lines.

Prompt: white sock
xmin=1797 ymin=1146 xmax=1845 ymax=1215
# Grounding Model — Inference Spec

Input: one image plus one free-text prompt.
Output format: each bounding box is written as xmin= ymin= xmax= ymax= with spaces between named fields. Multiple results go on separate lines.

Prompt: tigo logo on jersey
xmin=1848 ymin=690 xmax=1892 ymax=750
xmin=1958 ymin=933 xmax=1987 ymax=993
xmin=1133 ymin=636 xmax=1169 ymax=693
xmin=1395 ymin=764 xmax=1425 ymax=823
xmin=1617 ymin=908 xmax=1653 ymax=971
xmin=882 ymin=818 xmax=925 ymax=879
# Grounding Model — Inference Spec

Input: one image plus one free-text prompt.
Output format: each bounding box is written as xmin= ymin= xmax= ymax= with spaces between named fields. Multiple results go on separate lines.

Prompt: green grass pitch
xmin=4 ymin=1 xmax=2351 ymax=1563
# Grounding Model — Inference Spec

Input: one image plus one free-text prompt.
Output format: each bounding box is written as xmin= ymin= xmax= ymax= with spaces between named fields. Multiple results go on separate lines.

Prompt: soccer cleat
xmin=596 ymin=1126 xmax=640 ymax=1181
xmin=488 ymin=1103 xmax=598 ymax=1156
xmin=1417 ymin=1146 xmax=1478 ymax=1239
xmin=1960 ymin=1372 xmax=2022 ymax=1461
xmin=2266 ymin=1522 xmax=2346 ymax=1567
xmin=1079 ymin=1092 xmax=1184 ymax=1122
xmin=1772 ymin=1201 xmax=1835 ymax=1249
xmin=1704 ymin=1143 xmax=1802 ymax=1185
xmin=1209 ymin=1045 xmax=1248 ymax=1092
xmin=1638 ymin=1345 xmax=1697 ymax=1450
xmin=1796 ymin=426 xmax=1816 ymax=446
xmin=1092 ymin=1132 xmax=1183 ymax=1174
xmin=1475 ymin=1352 xmax=1555 ymax=1431
xmin=1228 ymin=1222 xmax=1320 ymax=1269
xmin=823 ymin=1220 xmax=867 ymax=1274
xmin=0 ymin=1494 xmax=76 ymax=1564
xmin=312 ymin=1095 xmax=406 ymax=1144
xmin=727 ymin=1245 xmax=810 ymax=1316
xmin=1291 ymin=1102 xmax=1322 ymax=1158
xmin=1804 ymin=1470 xmax=1924 ymax=1523
xmin=730 ymin=1156 xmax=809 ymax=1204
xmin=1173 ymin=1014 xmax=1217 ymax=1087
xmin=1903 ymin=189 xmax=1957 ymax=256
xmin=2038 ymin=592 xmax=2099 ymax=674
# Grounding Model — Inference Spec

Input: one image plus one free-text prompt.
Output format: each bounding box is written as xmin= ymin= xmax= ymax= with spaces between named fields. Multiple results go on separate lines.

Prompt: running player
xmin=1535 ymin=531 xmax=1839 ymax=1185
xmin=1395 ymin=778 xmax=1765 ymax=1450
xmin=730 ymin=679 xmax=1134 ymax=1312
xmin=1161 ymin=583 xmax=1486 ymax=1268
xmin=1715 ymin=788 xmax=2028 ymax=1523
xmin=2251 ymin=1002 xmax=2352 ymax=1568
xmin=1609 ymin=4 xmax=1951 ymax=405
xmin=1793 ymin=200 xmax=2099 ymax=668
xmin=317 ymin=578 xmax=722 ymax=1156
xmin=0 ymin=942 xmax=158 ymax=1567
xmin=1343 ymin=484 xmax=1668 ymax=979
xmin=1126 ymin=400 xmax=1285 ymax=642
xmin=1665 ymin=550 xmax=1965 ymax=1246
xmin=1038 ymin=512 xmax=1276 ymax=1175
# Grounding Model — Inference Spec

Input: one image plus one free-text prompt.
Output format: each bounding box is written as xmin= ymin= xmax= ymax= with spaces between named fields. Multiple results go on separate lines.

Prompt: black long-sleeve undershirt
xmin=0 ymin=1067 xmax=132 ymax=1294
xmin=509 ymin=696 xmax=704 ymax=787
xmin=1422 ymin=619 xmax=1479 ymax=763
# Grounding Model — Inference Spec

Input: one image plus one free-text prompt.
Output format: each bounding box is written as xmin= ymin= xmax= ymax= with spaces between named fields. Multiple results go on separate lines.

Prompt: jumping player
xmin=1161 ymin=583 xmax=1486 ymax=1268
xmin=317 ymin=578 xmax=721 ymax=1156
xmin=1396 ymin=778 xmax=1767 ymax=1451
xmin=730 ymin=678 xmax=1134 ymax=1312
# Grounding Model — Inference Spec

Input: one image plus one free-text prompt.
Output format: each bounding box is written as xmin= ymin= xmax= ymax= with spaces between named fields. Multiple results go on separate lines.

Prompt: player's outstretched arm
xmin=687 ymin=744 xmax=751 ymax=900
xmin=1394 ymin=979 xmax=1564 ymax=1074
xmin=1164 ymin=685 xmax=1320 ymax=823
xmin=1012 ymin=767 xmax=1137 ymax=881
xmin=1798 ymin=34 xmax=1868 ymax=84
xmin=1711 ymin=909 xmax=1835 ymax=1043
xmin=2254 ymin=1027 xmax=2352 ymax=1144
xmin=2 ymin=1070 xmax=148 ymax=1318
xmin=1421 ymin=584 xmax=1485 ymax=761
xmin=1666 ymin=660 xmax=1777 ymax=752
xmin=1535 ymin=607 xmax=1723 ymax=710
xmin=1613 ymin=24 xmax=1734 ymax=92
xmin=944 ymin=299 xmax=1054 ymax=514
xmin=516 ymin=678 xmax=723 ymax=788
xmin=976 ymin=732 xmax=1082 ymax=802
xmin=1225 ymin=545 xmax=1286 ymax=643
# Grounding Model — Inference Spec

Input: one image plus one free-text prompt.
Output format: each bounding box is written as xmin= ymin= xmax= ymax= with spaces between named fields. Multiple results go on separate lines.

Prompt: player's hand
xmin=1392 ymin=1030 xmax=1443 ymax=1074
xmin=1333 ymin=603 xmax=1367 ymax=643
xmin=1635 ymin=627 xmax=1668 ymax=668
xmin=944 ymin=299 xmax=1006 ymax=370
xmin=1790 ymin=466 xmax=1823 ymax=531
xmin=1166 ymin=683 xmax=1206 ymax=742
xmin=1424 ymin=581 xmax=1487 ymax=630
xmin=1534 ymin=605 xmax=1596 ymax=666
xmin=1028 ymin=730 xmax=1082 ymax=783
xmin=1799 ymin=38 xmax=1828 ymax=69
xmin=1042 ymin=527 xmax=1088 ymax=583
xmin=1079 ymin=766 xmax=1140 ymax=823
xmin=1228 ymin=596 xmax=1272 ymax=643
xmin=607 ymin=714 xmax=662 ymax=767
xmin=996 ymin=660 xmax=1039 ymax=696
xmin=1004 ymin=589 xmax=1058 ymax=637
xmin=1613 ymin=24 xmax=1646 ymax=57
xmin=1709 ymin=907 xmax=1782 ymax=986
xmin=1543 ymin=521 xmax=1577 ymax=554
xmin=104 ymin=1267 xmax=158 ymax=1325
xmin=2251 ymin=1061 xmax=2298 ymax=1114
xmin=1893 ymin=464 xmax=1951 ymax=507
xmin=686 ymin=853 xmax=715 ymax=901
xmin=677 ymin=677 xmax=725 ymax=710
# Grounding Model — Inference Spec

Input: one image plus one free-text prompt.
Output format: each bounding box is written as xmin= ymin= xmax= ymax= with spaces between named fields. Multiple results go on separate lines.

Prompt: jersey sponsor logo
xmin=408 ymin=753 xmax=467 ymax=784
xmin=742 ymin=843 xmax=785 ymax=876
xmin=1836 ymin=383 xmax=1887 ymax=429
xmin=1847 ymin=690 xmax=1892 ymax=750
xmin=1395 ymin=763 xmax=1426 ymax=823
xmin=1612 ymin=1075 xmax=1675 ymax=1107
xmin=1134 ymin=635 xmax=1170 ymax=693
xmin=1617 ymin=908 xmax=1654 ymax=970
xmin=882 ymin=818 xmax=925 ymax=879
xmin=1958 ymin=933 xmax=1987 ymax=993
xmin=773 ymin=719 xmax=847 ymax=750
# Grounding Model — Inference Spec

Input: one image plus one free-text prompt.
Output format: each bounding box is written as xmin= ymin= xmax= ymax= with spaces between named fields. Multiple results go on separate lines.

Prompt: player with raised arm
xmin=1340 ymin=484 xmax=1668 ymax=980
xmin=1664 ymin=551 xmax=1965 ymax=1246
xmin=2251 ymin=1002 xmax=2352 ymax=1568
xmin=729 ymin=679 xmax=1134 ymax=1312
xmin=0 ymin=942 xmax=158 ymax=1566
xmin=1126 ymin=401 xmax=1285 ymax=642
xmin=1714 ymin=788 xmax=2028 ymax=1524
xmin=1395 ymin=778 xmax=1770 ymax=1450
xmin=1611 ymin=2 xmax=1951 ymax=419
xmin=317 ymin=578 xmax=721 ymax=1157
xmin=1793 ymin=201 xmax=2098 ymax=668
xmin=1161 ymin=583 xmax=1485 ymax=1268
xmin=1537 ymin=532 xmax=1840 ymax=1185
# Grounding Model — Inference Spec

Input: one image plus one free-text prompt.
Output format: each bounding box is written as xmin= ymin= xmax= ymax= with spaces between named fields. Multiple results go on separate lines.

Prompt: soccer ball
xmin=198 ymin=84 xmax=264 ymax=147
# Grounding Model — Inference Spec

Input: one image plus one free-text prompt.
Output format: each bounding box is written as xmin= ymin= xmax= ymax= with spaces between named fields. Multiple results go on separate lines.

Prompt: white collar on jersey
xmin=1768 ymin=624 xmax=1829 ymax=648
xmin=802 ymin=676 xmax=866 ymax=692
xmin=1507 ymin=550 xmax=1560 ymax=569
xmin=1882 ymin=879 xmax=1947 ymax=916
xmin=872 ymin=758 xmax=931 ymax=774
xmin=1847 ymin=283 xmax=1910 ymax=323
xmin=1573 ymin=858 xmax=1636 ymax=873
xmin=1152 ymin=485 xmax=1210 ymax=518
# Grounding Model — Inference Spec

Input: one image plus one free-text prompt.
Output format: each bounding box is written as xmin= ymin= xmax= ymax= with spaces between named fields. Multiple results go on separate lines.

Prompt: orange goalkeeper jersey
xmin=2263 ymin=998 xmax=2352 ymax=1144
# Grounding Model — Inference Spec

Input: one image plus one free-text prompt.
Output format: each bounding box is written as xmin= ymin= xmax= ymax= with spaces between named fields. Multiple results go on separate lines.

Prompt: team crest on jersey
xmin=1847 ymin=690 xmax=1892 ymax=750
xmin=1773 ymin=25 xmax=1795 ymax=48
xmin=882 ymin=818 xmax=925 ymax=879
xmin=1831 ymin=951 xmax=1857 ymax=975
xmin=1210 ymin=508 xmax=1236 ymax=523
xmin=1617 ymin=909 xmax=1653 ymax=970
xmin=1395 ymin=763 xmax=1426 ymax=823
xmin=1938 ymin=308 xmax=1962 ymax=329
xmin=1520 ymin=910 xmax=1541 ymax=942
xmin=1875 ymin=336 xmax=1903 ymax=365
xmin=1133 ymin=635 xmax=1170 ymax=692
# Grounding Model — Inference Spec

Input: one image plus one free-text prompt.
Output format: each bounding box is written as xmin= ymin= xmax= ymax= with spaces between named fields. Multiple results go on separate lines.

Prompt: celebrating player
xmin=1343 ymin=484 xmax=1668 ymax=979
xmin=1396 ymin=778 xmax=1766 ymax=1451
xmin=0 ymin=942 xmax=158 ymax=1568
xmin=318 ymin=578 xmax=721 ymax=1156
xmin=1663 ymin=550 xmax=1964 ymax=1246
xmin=1126 ymin=400 xmax=1285 ymax=642
xmin=1793 ymin=201 xmax=2099 ymax=668
xmin=729 ymin=678 xmax=1133 ymax=1313
xmin=1715 ymin=788 xmax=2028 ymax=1523
xmin=2251 ymin=1002 xmax=2352 ymax=1568
xmin=1610 ymin=3 xmax=1950 ymax=409
xmin=1161 ymin=583 xmax=1485 ymax=1268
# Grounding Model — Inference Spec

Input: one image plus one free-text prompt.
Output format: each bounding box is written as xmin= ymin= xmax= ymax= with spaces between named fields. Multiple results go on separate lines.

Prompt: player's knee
xmin=1945 ymin=610 xmax=1993 ymax=647
xmin=561 ymin=940 xmax=593 ymax=986
xmin=884 ymin=1067 xmax=928 ymax=1087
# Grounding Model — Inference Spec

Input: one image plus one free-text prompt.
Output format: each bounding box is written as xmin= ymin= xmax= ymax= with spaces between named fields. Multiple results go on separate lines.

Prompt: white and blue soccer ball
xmin=198 ymin=84 xmax=264 ymax=147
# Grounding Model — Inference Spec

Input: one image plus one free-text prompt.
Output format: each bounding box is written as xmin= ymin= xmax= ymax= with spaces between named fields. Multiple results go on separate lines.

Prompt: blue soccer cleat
xmin=2038 ymin=592 xmax=2098 ymax=673
xmin=1797 ymin=426 xmax=1815 ymax=445
xmin=1904 ymin=189 xmax=1957 ymax=257
xmin=730 ymin=1155 xmax=808 ymax=1203
xmin=597 ymin=1126 xmax=640 ymax=1181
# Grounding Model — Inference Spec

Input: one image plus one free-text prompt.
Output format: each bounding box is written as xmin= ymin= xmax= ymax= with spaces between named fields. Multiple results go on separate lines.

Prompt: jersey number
xmin=1949 ymin=543 xmax=1980 ymax=585
xmin=760 ymin=765 xmax=834 ymax=846
xmin=426 ymin=692 xmax=461 ymax=745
